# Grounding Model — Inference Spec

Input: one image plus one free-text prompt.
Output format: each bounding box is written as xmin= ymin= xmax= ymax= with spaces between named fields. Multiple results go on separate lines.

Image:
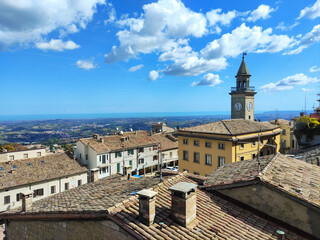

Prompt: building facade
xmin=0 ymin=153 xmax=87 ymax=212
xmin=74 ymin=131 xmax=178 ymax=179
xmin=230 ymin=54 xmax=256 ymax=120
xmin=178 ymin=119 xmax=281 ymax=176
xmin=0 ymin=148 xmax=46 ymax=162
xmin=272 ymin=119 xmax=298 ymax=153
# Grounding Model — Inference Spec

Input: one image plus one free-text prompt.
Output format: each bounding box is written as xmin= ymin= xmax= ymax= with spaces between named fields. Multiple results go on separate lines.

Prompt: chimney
xmin=21 ymin=190 xmax=33 ymax=212
xmin=169 ymin=182 xmax=197 ymax=227
xmin=99 ymin=137 xmax=104 ymax=143
xmin=90 ymin=168 xmax=99 ymax=182
xmin=137 ymin=189 xmax=157 ymax=226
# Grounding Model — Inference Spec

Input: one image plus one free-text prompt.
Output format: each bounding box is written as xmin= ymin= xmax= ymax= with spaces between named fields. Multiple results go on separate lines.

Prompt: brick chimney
xmin=137 ymin=189 xmax=157 ymax=226
xmin=21 ymin=190 xmax=33 ymax=212
xmin=169 ymin=182 xmax=197 ymax=227
xmin=90 ymin=168 xmax=99 ymax=182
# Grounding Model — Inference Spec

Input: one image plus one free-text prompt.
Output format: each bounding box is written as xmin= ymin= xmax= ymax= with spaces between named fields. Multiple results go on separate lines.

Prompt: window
xmin=85 ymin=154 xmax=88 ymax=160
xmin=205 ymin=154 xmax=212 ymax=165
xmin=102 ymin=167 xmax=107 ymax=174
xmin=205 ymin=141 xmax=212 ymax=148
xmin=102 ymin=155 xmax=106 ymax=164
xmin=129 ymin=160 xmax=132 ymax=166
xmin=260 ymin=151 xmax=264 ymax=157
xmin=183 ymin=139 xmax=188 ymax=145
xmin=193 ymin=152 xmax=200 ymax=163
xmin=183 ymin=151 xmax=188 ymax=160
xmin=79 ymin=154 xmax=82 ymax=159
xmin=292 ymin=140 xmax=295 ymax=148
xmin=37 ymin=152 xmax=41 ymax=157
xmin=218 ymin=143 xmax=225 ymax=150
xmin=218 ymin=156 xmax=225 ymax=167
xmin=33 ymin=189 xmax=44 ymax=197
xmin=23 ymin=153 xmax=28 ymax=159
xmin=267 ymin=150 xmax=270 ymax=155
xmin=139 ymin=158 xmax=144 ymax=164
xmin=153 ymin=155 xmax=158 ymax=161
xmin=117 ymin=163 xmax=121 ymax=172
xmin=252 ymin=142 xmax=256 ymax=147
xmin=240 ymin=143 xmax=244 ymax=149
xmin=170 ymin=152 xmax=172 ymax=158
xmin=78 ymin=180 xmax=82 ymax=186
xmin=193 ymin=172 xmax=200 ymax=175
xmin=4 ymin=196 xmax=10 ymax=204
xmin=65 ymin=183 xmax=69 ymax=191
xmin=252 ymin=154 xmax=256 ymax=159
xmin=194 ymin=140 xmax=199 ymax=146
xmin=240 ymin=156 xmax=244 ymax=161
xmin=115 ymin=151 xmax=122 ymax=158
xmin=128 ymin=149 xmax=134 ymax=155
xmin=51 ymin=186 xmax=56 ymax=194
xmin=16 ymin=193 xmax=20 ymax=202
xmin=282 ymin=129 xmax=286 ymax=135
xmin=9 ymin=155 xmax=14 ymax=161
xmin=138 ymin=148 xmax=144 ymax=153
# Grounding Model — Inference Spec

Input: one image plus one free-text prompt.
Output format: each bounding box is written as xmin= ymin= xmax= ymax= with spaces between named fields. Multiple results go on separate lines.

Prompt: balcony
xmin=230 ymin=86 xmax=255 ymax=92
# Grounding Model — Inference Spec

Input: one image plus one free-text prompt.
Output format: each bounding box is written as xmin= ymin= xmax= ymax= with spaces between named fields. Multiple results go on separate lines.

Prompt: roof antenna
xmin=242 ymin=52 xmax=247 ymax=60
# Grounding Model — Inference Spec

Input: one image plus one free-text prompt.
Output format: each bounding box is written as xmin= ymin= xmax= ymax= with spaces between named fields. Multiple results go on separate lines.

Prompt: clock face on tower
xmin=247 ymin=102 xmax=253 ymax=112
xmin=234 ymin=102 xmax=242 ymax=112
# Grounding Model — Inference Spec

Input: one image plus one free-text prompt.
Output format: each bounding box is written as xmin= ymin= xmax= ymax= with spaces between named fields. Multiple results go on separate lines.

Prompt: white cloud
xmin=301 ymin=88 xmax=314 ymax=92
xmin=191 ymin=73 xmax=223 ymax=87
xmin=276 ymin=21 xmax=299 ymax=31
xmin=201 ymin=23 xmax=294 ymax=59
xmin=285 ymin=24 xmax=320 ymax=55
xmin=148 ymin=70 xmax=159 ymax=81
xmin=104 ymin=3 xmax=116 ymax=24
xmin=76 ymin=59 xmax=97 ymax=70
xmin=36 ymin=39 xmax=80 ymax=51
xmin=247 ymin=4 xmax=275 ymax=22
xmin=298 ymin=0 xmax=320 ymax=20
xmin=0 ymin=0 xmax=105 ymax=49
xmin=310 ymin=65 xmax=320 ymax=72
xmin=105 ymin=0 xmax=207 ymax=63
xmin=260 ymin=73 xmax=320 ymax=92
xmin=206 ymin=9 xmax=236 ymax=27
xmin=129 ymin=64 xmax=144 ymax=72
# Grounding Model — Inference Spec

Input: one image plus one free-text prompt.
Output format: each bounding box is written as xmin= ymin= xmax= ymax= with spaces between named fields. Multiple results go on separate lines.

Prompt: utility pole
xmin=159 ymin=144 xmax=163 ymax=183
xmin=257 ymin=130 xmax=261 ymax=172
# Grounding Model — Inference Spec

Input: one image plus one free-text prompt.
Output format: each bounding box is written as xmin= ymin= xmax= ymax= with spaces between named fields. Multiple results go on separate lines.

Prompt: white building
xmin=0 ymin=153 xmax=87 ymax=212
xmin=74 ymin=131 xmax=178 ymax=180
xmin=0 ymin=148 xmax=47 ymax=162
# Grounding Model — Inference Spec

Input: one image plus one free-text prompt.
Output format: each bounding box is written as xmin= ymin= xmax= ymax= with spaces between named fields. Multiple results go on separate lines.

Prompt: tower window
xmin=249 ymin=116 xmax=251 ymax=120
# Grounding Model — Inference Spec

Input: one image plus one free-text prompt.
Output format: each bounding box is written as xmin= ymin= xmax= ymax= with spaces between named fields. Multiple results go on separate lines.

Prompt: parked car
xmin=166 ymin=166 xmax=178 ymax=172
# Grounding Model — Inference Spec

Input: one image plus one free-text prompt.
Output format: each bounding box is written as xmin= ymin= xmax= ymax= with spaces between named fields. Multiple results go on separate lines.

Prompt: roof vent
xmin=276 ymin=230 xmax=285 ymax=240
xmin=0 ymin=167 xmax=4 ymax=171
xmin=40 ymin=160 xmax=45 ymax=164
xmin=296 ymin=188 xmax=302 ymax=193
xmin=26 ymin=163 xmax=32 ymax=167
xmin=12 ymin=165 xmax=17 ymax=170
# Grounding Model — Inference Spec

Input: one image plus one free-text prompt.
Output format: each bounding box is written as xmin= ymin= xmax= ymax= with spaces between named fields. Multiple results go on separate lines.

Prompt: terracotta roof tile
xmin=0 ymin=153 xmax=87 ymax=190
xmin=179 ymin=119 xmax=279 ymax=135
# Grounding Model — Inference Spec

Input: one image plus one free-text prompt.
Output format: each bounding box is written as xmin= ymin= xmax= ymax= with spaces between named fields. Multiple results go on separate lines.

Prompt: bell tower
xmin=229 ymin=53 xmax=256 ymax=120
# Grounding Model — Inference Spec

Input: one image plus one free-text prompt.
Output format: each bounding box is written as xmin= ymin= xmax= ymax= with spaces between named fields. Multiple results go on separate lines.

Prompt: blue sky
xmin=1 ymin=0 xmax=320 ymax=115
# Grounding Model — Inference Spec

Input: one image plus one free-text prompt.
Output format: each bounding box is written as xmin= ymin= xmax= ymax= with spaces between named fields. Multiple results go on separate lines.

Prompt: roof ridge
xmin=258 ymin=154 xmax=279 ymax=178
xmin=107 ymin=173 xmax=185 ymax=214
xmin=221 ymin=120 xmax=232 ymax=135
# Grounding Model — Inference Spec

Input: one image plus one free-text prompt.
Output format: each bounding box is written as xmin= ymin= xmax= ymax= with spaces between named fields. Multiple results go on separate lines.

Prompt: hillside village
xmin=0 ymin=57 xmax=319 ymax=239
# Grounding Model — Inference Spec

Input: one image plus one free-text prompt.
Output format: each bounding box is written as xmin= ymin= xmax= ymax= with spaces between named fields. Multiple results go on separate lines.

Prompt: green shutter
xmin=117 ymin=163 xmax=120 ymax=172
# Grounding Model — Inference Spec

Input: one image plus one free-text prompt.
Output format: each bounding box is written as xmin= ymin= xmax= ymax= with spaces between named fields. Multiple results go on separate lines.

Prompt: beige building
xmin=271 ymin=119 xmax=298 ymax=153
xmin=0 ymin=148 xmax=46 ymax=162
xmin=0 ymin=171 xmax=309 ymax=239
xmin=204 ymin=153 xmax=320 ymax=238
xmin=74 ymin=131 xmax=178 ymax=179
xmin=178 ymin=119 xmax=281 ymax=176
xmin=0 ymin=153 xmax=87 ymax=212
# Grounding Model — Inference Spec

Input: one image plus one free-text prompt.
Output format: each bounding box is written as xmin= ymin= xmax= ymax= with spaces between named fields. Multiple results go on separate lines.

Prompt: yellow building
xmin=271 ymin=119 xmax=298 ymax=153
xmin=178 ymin=119 xmax=281 ymax=176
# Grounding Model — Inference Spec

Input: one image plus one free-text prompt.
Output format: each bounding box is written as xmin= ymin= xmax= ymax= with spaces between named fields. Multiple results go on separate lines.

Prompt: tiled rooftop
xmin=80 ymin=131 xmax=177 ymax=153
xmin=205 ymin=154 xmax=320 ymax=208
xmin=179 ymin=119 xmax=280 ymax=135
xmin=295 ymin=145 xmax=320 ymax=165
xmin=0 ymin=153 xmax=87 ymax=190
xmin=1 ymin=172 xmax=307 ymax=239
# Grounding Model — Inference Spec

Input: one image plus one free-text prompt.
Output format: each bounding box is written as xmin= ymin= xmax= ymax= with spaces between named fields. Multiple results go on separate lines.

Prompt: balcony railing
xmin=230 ymin=86 xmax=255 ymax=92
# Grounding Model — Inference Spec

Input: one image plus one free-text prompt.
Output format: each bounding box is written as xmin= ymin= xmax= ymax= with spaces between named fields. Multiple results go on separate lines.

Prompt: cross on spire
xmin=242 ymin=52 xmax=247 ymax=60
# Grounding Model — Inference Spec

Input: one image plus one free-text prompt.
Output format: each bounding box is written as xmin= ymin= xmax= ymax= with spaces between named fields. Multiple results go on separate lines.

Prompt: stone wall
xmin=219 ymin=183 xmax=320 ymax=238
xmin=6 ymin=219 xmax=136 ymax=240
